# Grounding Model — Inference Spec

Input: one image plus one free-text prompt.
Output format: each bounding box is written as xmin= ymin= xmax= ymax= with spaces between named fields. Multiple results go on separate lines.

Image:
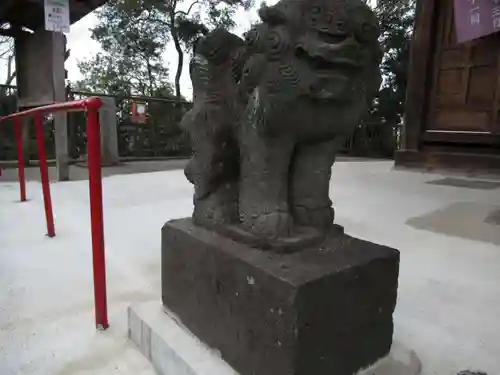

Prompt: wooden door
xmin=426 ymin=0 xmax=500 ymax=145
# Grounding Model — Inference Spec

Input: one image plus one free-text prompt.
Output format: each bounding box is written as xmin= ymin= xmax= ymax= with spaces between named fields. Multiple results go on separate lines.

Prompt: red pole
xmin=34 ymin=113 xmax=56 ymax=237
xmin=86 ymin=108 xmax=109 ymax=330
xmin=14 ymin=118 xmax=27 ymax=202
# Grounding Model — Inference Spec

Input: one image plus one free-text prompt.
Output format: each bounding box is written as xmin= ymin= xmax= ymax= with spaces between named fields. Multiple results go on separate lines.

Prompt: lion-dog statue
xmin=181 ymin=0 xmax=382 ymax=251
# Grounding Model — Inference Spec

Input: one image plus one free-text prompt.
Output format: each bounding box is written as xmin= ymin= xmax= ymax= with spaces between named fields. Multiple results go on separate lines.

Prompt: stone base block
xmin=161 ymin=218 xmax=400 ymax=375
xmin=128 ymin=302 xmax=421 ymax=375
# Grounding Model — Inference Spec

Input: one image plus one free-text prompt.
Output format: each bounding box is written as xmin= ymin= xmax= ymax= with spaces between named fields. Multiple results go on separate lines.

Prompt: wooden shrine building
xmin=395 ymin=0 xmax=500 ymax=173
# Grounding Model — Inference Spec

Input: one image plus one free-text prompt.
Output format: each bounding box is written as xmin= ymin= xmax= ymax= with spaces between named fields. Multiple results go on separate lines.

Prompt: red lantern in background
xmin=131 ymin=101 xmax=148 ymax=124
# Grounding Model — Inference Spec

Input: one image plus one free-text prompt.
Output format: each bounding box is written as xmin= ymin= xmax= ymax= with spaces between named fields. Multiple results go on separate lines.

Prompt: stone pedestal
xmin=128 ymin=302 xmax=421 ymax=375
xmin=162 ymin=219 xmax=400 ymax=375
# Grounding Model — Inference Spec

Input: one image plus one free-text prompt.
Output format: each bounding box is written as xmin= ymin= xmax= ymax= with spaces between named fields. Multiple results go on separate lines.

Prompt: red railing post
xmin=14 ymin=118 xmax=27 ymax=202
xmin=86 ymin=105 xmax=109 ymax=330
xmin=34 ymin=113 xmax=55 ymax=237
xmin=2 ymin=97 xmax=109 ymax=329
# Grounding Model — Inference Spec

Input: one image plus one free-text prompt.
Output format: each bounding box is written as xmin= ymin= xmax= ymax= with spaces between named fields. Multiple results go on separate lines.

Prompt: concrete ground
xmin=0 ymin=157 xmax=380 ymax=183
xmin=1 ymin=160 xmax=499 ymax=375
xmin=0 ymin=159 xmax=189 ymax=182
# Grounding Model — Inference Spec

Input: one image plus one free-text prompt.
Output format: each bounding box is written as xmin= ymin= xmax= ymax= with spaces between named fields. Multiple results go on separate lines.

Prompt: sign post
xmin=131 ymin=101 xmax=148 ymax=124
xmin=454 ymin=0 xmax=500 ymax=42
xmin=44 ymin=0 xmax=70 ymax=33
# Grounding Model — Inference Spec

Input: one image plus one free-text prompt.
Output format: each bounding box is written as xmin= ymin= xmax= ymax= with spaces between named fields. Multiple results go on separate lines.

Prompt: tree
xmin=0 ymin=25 xmax=16 ymax=96
xmin=75 ymin=0 xmax=172 ymax=97
xmin=163 ymin=0 xmax=254 ymax=100
xmin=76 ymin=0 xmax=253 ymax=101
xmin=343 ymin=0 xmax=416 ymax=157
xmin=371 ymin=0 xmax=416 ymax=126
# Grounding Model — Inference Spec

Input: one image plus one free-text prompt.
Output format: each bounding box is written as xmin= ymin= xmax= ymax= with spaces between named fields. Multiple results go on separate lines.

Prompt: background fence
xmin=68 ymin=91 xmax=192 ymax=160
xmin=0 ymin=84 xmax=401 ymax=162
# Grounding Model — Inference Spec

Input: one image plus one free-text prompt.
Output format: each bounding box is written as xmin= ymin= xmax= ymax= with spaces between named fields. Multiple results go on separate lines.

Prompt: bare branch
xmin=175 ymin=0 xmax=201 ymax=17
xmin=0 ymin=35 xmax=14 ymax=60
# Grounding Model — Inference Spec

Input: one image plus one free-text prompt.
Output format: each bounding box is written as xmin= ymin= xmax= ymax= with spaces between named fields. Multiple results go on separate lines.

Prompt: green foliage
xmin=74 ymin=0 xmax=254 ymax=100
xmin=349 ymin=0 xmax=416 ymax=158
xmin=70 ymin=0 xmax=414 ymax=160
xmin=167 ymin=0 xmax=254 ymax=100
xmin=75 ymin=0 xmax=172 ymax=97
xmin=371 ymin=0 xmax=416 ymax=126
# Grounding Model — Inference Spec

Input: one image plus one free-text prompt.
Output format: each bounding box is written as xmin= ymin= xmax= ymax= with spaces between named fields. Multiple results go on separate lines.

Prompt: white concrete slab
xmin=128 ymin=301 xmax=421 ymax=375
xmin=1 ymin=161 xmax=499 ymax=375
xmin=357 ymin=342 xmax=421 ymax=375
xmin=128 ymin=302 xmax=239 ymax=375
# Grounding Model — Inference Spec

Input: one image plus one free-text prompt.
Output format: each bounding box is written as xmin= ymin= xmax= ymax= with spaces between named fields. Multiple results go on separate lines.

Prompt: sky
xmin=1 ymin=0 xmax=376 ymax=99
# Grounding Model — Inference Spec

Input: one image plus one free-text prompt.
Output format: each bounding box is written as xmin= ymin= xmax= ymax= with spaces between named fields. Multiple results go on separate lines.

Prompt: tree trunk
xmin=5 ymin=71 xmax=16 ymax=86
xmin=169 ymin=8 xmax=183 ymax=102
xmin=147 ymin=59 xmax=154 ymax=96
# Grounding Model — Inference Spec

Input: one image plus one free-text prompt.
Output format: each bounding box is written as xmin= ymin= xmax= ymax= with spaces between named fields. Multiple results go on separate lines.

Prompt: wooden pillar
xmin=401 ymin=0 xmax=437 ymax=151
xmin=15 ymin=29 xmax=69 ymax=180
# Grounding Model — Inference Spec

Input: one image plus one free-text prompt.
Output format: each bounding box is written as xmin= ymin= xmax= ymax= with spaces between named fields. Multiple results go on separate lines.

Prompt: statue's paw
xmin=292 ymin=206 xmax=334 ymax=231
xmin=194 ymin=205 xmax=238 ymax=227
xmin=193 ymin=192 xmax=239 ymax=228
xmin=246 ymin=211 xmax=293 ymax=238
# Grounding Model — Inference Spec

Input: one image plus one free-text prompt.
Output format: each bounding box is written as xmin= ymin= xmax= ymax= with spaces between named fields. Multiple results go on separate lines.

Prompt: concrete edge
xmin=128 ymin=301 xmax=239 ymax=375
xmin=356 ymin=341 xmax=422 ymax=375
xmin=128 ymin=301 xmax=421 ymax=375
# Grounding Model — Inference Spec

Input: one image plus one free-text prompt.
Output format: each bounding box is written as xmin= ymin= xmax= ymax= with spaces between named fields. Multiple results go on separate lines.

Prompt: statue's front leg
xmin=187 ymin=109 xmax=239 ymax=227
xmin=238 ymin=125 xmax=294 ymax=238
xmin=290 ymin=139 xmax=339 ymax=231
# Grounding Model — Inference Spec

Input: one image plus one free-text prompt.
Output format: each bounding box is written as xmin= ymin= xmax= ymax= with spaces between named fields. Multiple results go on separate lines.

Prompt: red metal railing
xmin=0 ymin=97 xmax=109 ymax=330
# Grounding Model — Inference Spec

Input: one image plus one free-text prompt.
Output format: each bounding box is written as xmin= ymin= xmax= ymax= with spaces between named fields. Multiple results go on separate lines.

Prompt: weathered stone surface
xmin=129 ymin=302 xmax=420 ymax=375
xmin=128 ymin=302 xmax=420 ymax=375
xmin=162 ymin=219 xmax=400 ymax=375
xmin=181 ymin=0 xmax=383 ymax=249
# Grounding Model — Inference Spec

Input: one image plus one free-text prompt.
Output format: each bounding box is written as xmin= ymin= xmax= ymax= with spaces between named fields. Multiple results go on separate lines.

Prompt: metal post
xmin=86 ymin=108 xmax=109 ymax=330
xmin=14 ymin=118 xmax=27 ymax=202
xmin=34 ymin=113 xmax=56 ymax=237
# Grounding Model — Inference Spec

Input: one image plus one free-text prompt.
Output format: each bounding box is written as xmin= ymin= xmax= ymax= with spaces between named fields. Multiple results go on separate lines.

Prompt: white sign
xmin=44 ymin=0 xmax=70 ymax=33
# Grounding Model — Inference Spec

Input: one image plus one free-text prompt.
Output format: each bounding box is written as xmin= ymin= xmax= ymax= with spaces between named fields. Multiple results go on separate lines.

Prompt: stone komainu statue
xmin=181 ymin=0 xmax=383 ymax=250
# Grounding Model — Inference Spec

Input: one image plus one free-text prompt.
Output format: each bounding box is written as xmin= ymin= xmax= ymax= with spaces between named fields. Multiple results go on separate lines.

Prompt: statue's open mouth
xmin=295 ymin=46 xmax=362 ymax=75
xmin=295 ymin=46 xmax=362 ymax=101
